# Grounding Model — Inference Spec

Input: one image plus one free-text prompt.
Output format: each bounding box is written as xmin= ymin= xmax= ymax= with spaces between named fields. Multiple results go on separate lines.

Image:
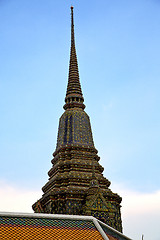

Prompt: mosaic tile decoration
xmin=0 ymin=216 xmax=104 ymax=240
xmin=56 ymin=109 xmax=94 ymax=150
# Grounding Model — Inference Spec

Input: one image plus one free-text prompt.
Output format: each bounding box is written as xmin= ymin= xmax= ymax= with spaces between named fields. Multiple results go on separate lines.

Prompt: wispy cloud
xmin=102 ymin=101 xmax=114 ymax=112
xmin=112 ymin=183 xmax=160 ymax=240
xmin=0 ymin=180 xmax=41 ymax=213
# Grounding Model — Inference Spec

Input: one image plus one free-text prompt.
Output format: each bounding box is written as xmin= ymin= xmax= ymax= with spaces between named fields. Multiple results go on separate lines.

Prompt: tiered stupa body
xmin=32 ymin=7 xmax=122 ymax=232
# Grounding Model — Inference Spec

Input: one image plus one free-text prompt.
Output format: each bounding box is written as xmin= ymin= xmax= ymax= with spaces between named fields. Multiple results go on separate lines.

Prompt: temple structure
xmin=32 ymin=6 xmax=122 ymax=233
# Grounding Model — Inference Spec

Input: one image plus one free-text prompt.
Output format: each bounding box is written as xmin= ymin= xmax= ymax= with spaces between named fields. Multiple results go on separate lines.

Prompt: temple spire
xmin=33 ymin=7 xmax=123 ymax=232
xmin=64 ymin=6 xmax=85 ymax=110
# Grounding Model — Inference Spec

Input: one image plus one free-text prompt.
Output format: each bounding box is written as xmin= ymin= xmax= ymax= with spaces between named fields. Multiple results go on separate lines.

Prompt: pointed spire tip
xmin=64 ymin=4 xmax=85 ymax=110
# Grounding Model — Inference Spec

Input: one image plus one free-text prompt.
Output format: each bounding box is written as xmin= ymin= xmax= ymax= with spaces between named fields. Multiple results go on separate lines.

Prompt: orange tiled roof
xmin=0 ymin=213 xmax=132 ymax=240
xmin=0 ymin=225 xmax=103 ymax=240
xmin=0 ymin=215 xmax=103 ymax=240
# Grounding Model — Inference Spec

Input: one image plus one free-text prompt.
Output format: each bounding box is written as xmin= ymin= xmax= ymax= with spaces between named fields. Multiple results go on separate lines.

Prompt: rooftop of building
xmin=0 ymin=212 xmax=132 ymax=240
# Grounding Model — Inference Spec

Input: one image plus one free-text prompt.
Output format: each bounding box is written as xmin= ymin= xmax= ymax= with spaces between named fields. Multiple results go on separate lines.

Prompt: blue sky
xmin=0 ymin=1 xmax=160 ymax=239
